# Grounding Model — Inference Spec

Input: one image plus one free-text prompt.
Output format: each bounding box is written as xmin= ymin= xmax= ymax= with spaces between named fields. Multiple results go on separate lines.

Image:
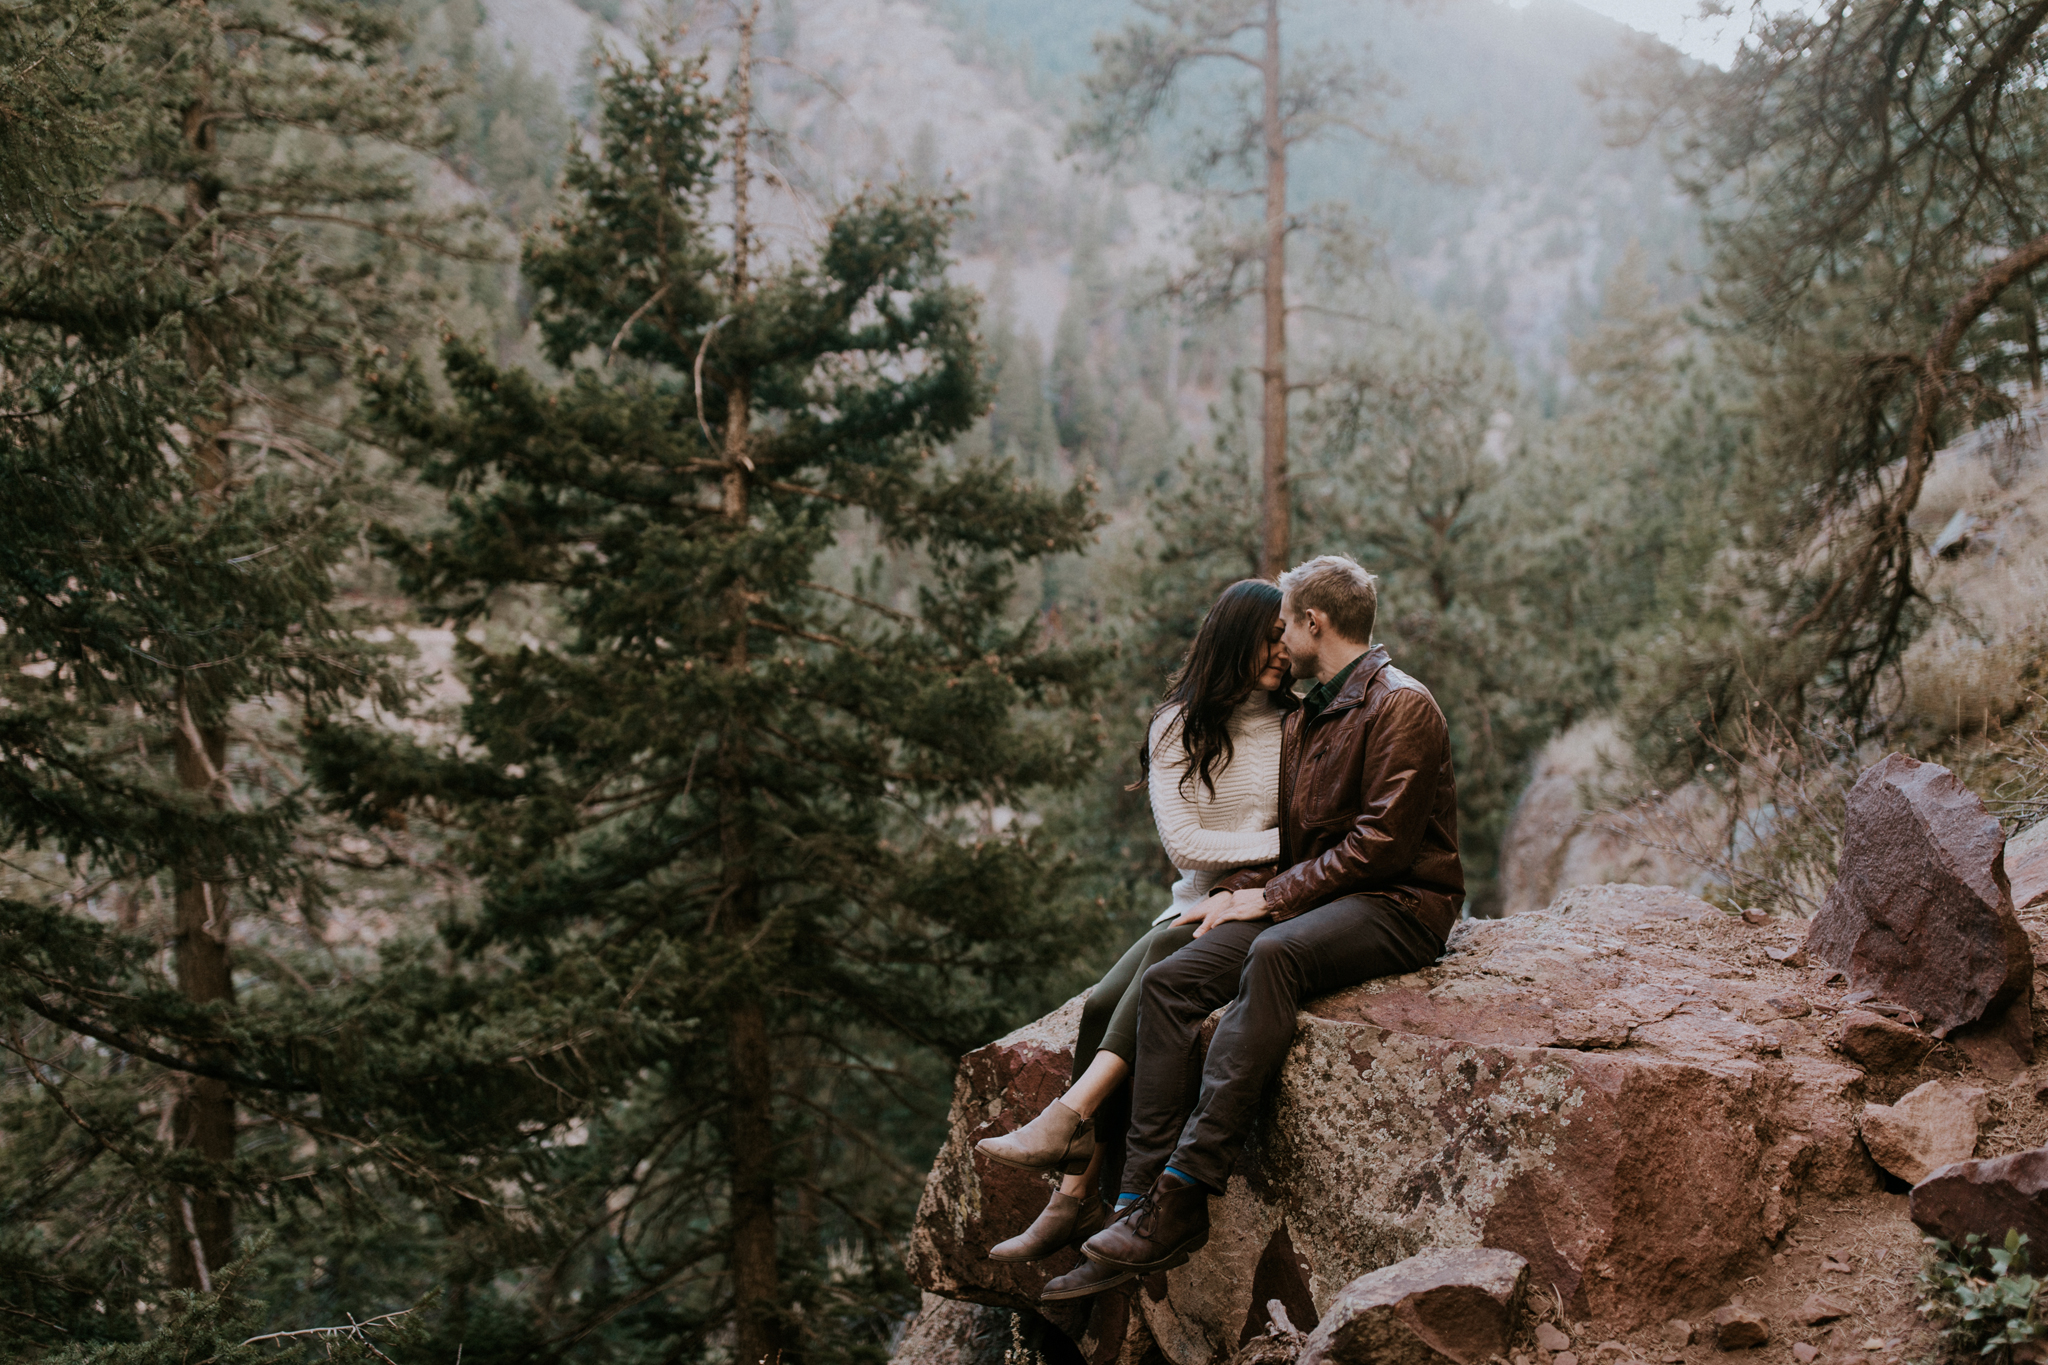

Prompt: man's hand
xmin=1173 ymin=887 xmax=1273 ymax=938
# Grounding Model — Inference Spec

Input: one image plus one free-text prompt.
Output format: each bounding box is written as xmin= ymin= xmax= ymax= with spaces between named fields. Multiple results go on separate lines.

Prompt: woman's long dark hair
xmin=1137 ymin=579 xmax=1288 ymax=799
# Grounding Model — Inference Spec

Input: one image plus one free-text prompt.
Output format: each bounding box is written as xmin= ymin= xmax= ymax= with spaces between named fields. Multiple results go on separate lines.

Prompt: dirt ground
xmin=1512 ymin=1191 xmax=1943 ymax=1365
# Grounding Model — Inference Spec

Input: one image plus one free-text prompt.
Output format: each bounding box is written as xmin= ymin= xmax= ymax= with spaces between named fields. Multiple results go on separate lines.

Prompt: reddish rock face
xmin=905 ymin=996 xmax=1156 ymax=1365
xmin=1910 ymin=1147 xmax=2048 ymax=1250
xmin=1296 ymin=1249 xmax=1530 ymax=1365
xmin=1804 ymin=755 xmax=2033 ymax=1058
xmin=908 ymin=886 xmax=1883 ymax=1365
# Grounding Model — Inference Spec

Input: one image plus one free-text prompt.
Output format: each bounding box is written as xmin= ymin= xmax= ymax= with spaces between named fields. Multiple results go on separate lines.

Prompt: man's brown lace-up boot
xmin=1078 ymin=1170 xmax=1210 ymax=1273
xmin=1039 ymin=1255 xmax=1136 ymax=1301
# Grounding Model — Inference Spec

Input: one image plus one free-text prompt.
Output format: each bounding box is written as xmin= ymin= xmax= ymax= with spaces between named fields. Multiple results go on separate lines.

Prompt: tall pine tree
xmin=0 ymin=0 xmax=527 ymax=1344
xmin=340 ymin=25 xmax=1108 ymax=1362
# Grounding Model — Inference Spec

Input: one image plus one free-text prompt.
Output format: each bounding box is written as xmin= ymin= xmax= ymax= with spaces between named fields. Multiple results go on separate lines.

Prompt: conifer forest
xmin=4 ymin=0 xmax=2048 ymax=1358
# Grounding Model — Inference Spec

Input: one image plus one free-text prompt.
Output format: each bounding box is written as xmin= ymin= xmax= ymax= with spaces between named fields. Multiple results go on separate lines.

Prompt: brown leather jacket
xmin=1216 ymin=644 xmax=1465 ymax=941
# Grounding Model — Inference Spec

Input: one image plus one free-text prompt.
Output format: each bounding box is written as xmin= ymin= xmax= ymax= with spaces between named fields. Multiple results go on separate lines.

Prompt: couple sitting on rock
xmin=977 ymin=554 xmax=1466 ymax=1299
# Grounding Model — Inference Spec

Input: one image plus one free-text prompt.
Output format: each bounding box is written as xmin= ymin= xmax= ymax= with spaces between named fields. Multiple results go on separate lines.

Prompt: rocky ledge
xmin=907 ymin=885 xmax=1897 ymax=1365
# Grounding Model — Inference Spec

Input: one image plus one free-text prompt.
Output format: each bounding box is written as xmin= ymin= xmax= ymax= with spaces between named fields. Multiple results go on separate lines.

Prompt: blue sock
xmin=1165 ymin=1165 xmax=1202 ymax=1189
xmin=1115 ymin=1192 xmax=1139 ymax=1209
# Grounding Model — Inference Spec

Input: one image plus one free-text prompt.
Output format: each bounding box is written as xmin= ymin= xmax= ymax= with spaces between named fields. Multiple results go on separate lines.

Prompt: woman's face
xmin=1254 ymin=615 xmax=1287 ymax=690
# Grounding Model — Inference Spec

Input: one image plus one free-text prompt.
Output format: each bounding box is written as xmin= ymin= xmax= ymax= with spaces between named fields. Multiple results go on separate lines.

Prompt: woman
xmin=974 ymin=578 xmax=1290 ymax=1262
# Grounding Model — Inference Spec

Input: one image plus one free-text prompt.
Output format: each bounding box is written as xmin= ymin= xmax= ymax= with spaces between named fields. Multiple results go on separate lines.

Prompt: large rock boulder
xmin=907 ymin=886 xmax=1884 ymax=1365
xmin=1296 ymin=1249 xmax=1529 ymax=1365
xmin=1804 ymin=755 xmax=2033 ymax=1064
xmin=1857 ymin=1080 xmax=1988 ymax=1184
xmin=1911 ymin=1147 xmax=2048 ymax=1250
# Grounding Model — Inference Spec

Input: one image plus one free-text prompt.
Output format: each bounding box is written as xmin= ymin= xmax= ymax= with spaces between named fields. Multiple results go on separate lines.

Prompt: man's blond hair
xmin=1278 ymin=554 xmax=1378 ymax=644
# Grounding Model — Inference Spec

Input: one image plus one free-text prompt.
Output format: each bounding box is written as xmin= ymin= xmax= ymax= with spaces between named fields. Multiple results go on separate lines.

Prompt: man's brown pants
xmin=1118 ymin=893 xmax=1445 ymax=1195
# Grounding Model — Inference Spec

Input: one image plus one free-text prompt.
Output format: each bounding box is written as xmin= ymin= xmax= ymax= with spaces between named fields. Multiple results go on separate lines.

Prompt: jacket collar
xmin=1306 ymin=643 xmax=1391 ymax=721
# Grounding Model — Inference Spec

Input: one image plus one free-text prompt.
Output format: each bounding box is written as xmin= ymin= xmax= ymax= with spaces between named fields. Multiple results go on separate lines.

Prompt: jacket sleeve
xmin=1148 ymin=710 xmax=1282 ymax=872
xmin=1263 ymin=688 xmax=1446 ymax=921
xmin=1211 ymin=863 xmax=1280 ymax=895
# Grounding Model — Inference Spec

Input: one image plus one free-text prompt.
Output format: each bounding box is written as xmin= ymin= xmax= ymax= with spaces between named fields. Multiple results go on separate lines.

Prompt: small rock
xmin=1859 ymin=1079 xmax=1988 ymax=1183
xmin=1766 ymin=944 xmax=1809 ymax=967
xmin=1710 ymin=1304 xmax=1769 ymax=1350
xmin=1662 ymin=1320 xmax=1693 ymax=1347
xmin=1298 ymin=1248 xmax=1530 ymax=1365
xmin=1766 ymin=995 xmax=1811 ymax=1018
xmin=1860 ymin=1340 xmax=1884 ymax=1352
xmin=1804 ymin=755 xmax=2034 ymax=1047
xmin=1792 ymin=1295 xmax=1851 ymax=1326
xmin=1592 ymin=1343 xmax=1628 ymax=1357
xmin=2010 ymin=822 xmax=2048 ymax=913
xmin=1834 ymin=1010 xmax=1937 ymax=1073
xmin=1793 ymin=1346 xmax=1820 ymax=1365
xmin=1537 ymin=1325 xmax=1574 ymax=1352
xmin=1821 ymin=1254 xmax=1854 ymax=1274
xmin=1742 ymin=909 xmax=1769 ymax=925
xmin=1555 ymin=1354 xmax=1579 ymax=1365
xmin=1910 ymin=1145 xmax=2048 ymax=1249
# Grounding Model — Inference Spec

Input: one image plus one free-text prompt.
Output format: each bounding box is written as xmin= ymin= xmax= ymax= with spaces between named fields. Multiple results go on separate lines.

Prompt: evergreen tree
xmin=0 ymin=0 xmax=528 ymax=1343
xmin=1622 ymin=0 xmax=2048 ymax=747
xmin=983 ymin=261 xmax=1059 ymax=478
xmin=340 ymin=29 xmax=1107 ymax=1361
xmin=1051 ymin=287 xmax=1109 ymax=460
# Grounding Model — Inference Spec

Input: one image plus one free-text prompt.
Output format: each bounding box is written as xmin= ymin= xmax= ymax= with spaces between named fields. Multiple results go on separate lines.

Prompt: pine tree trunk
xmin=167 ymin=15 xmax=237 ymax=1293
xmin=1258 ymin=0 xmax=1290 ymax=579
xmin=170 ymin=688 xmax=235 ymax=1291
xmin=721 ymin=380 xmax=784 ymax=1363
xmin=720 ymin=11 xmax=784 ymax=1360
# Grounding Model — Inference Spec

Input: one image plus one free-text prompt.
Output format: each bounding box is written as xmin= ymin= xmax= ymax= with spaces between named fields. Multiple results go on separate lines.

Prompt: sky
xmin=1559 ymin=0 xmax=1750 ymax=65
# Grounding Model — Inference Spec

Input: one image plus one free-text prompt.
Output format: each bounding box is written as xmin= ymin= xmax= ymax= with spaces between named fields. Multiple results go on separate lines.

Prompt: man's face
xmin=1278 ymin=599 xmax=1326 ymax=681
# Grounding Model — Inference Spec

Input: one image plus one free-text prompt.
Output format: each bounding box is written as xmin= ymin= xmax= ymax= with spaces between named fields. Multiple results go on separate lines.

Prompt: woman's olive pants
xmin=1069 ymin=917 xmax=1199 ymax=1201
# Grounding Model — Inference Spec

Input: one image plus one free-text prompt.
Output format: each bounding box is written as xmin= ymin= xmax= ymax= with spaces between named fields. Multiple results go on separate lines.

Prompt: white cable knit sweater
xmin=1147 ymin=696 xmax=1285 ymax=924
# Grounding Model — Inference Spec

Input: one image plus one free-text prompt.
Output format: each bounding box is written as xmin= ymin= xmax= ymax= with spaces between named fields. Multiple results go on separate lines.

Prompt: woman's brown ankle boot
xmin=986 ymin=1190 xmax=1107 ymax=1262
xmin=974 ymin=1099 xmax=1096 ymax=1175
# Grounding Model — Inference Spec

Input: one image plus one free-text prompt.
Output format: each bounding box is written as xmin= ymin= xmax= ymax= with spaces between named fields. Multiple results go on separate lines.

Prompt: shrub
xmin=1919 ymin=1231 xmax=2045 ymax=1362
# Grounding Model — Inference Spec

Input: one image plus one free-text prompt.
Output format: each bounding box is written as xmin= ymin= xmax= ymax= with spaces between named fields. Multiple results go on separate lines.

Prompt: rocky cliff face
xmin=907 ymin=885 xmax=1900 ymax=1365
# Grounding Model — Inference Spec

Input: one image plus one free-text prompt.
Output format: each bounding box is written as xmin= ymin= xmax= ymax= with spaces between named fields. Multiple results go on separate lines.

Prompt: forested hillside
xmin=3 ymin=0 xmax=2046 ymax=1358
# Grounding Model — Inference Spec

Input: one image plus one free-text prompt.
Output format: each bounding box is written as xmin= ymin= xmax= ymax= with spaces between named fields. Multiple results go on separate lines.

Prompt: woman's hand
xmin=1174 ymin=887 xmax=1273 ymax=937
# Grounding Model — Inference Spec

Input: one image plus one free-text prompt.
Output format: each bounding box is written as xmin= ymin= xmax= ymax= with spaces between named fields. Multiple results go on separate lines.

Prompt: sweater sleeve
xmin=1148 ymin=710 xmax=1282 ymax=872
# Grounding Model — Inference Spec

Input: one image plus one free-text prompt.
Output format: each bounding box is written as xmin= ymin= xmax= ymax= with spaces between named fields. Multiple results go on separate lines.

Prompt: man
xmin=1043 ymin=554 xmax=1465 ymax=1300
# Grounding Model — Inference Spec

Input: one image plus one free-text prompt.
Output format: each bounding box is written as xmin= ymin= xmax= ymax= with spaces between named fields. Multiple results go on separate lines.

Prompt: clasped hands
xmin=1173 ymin=886 xmax=1273 ymax=938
